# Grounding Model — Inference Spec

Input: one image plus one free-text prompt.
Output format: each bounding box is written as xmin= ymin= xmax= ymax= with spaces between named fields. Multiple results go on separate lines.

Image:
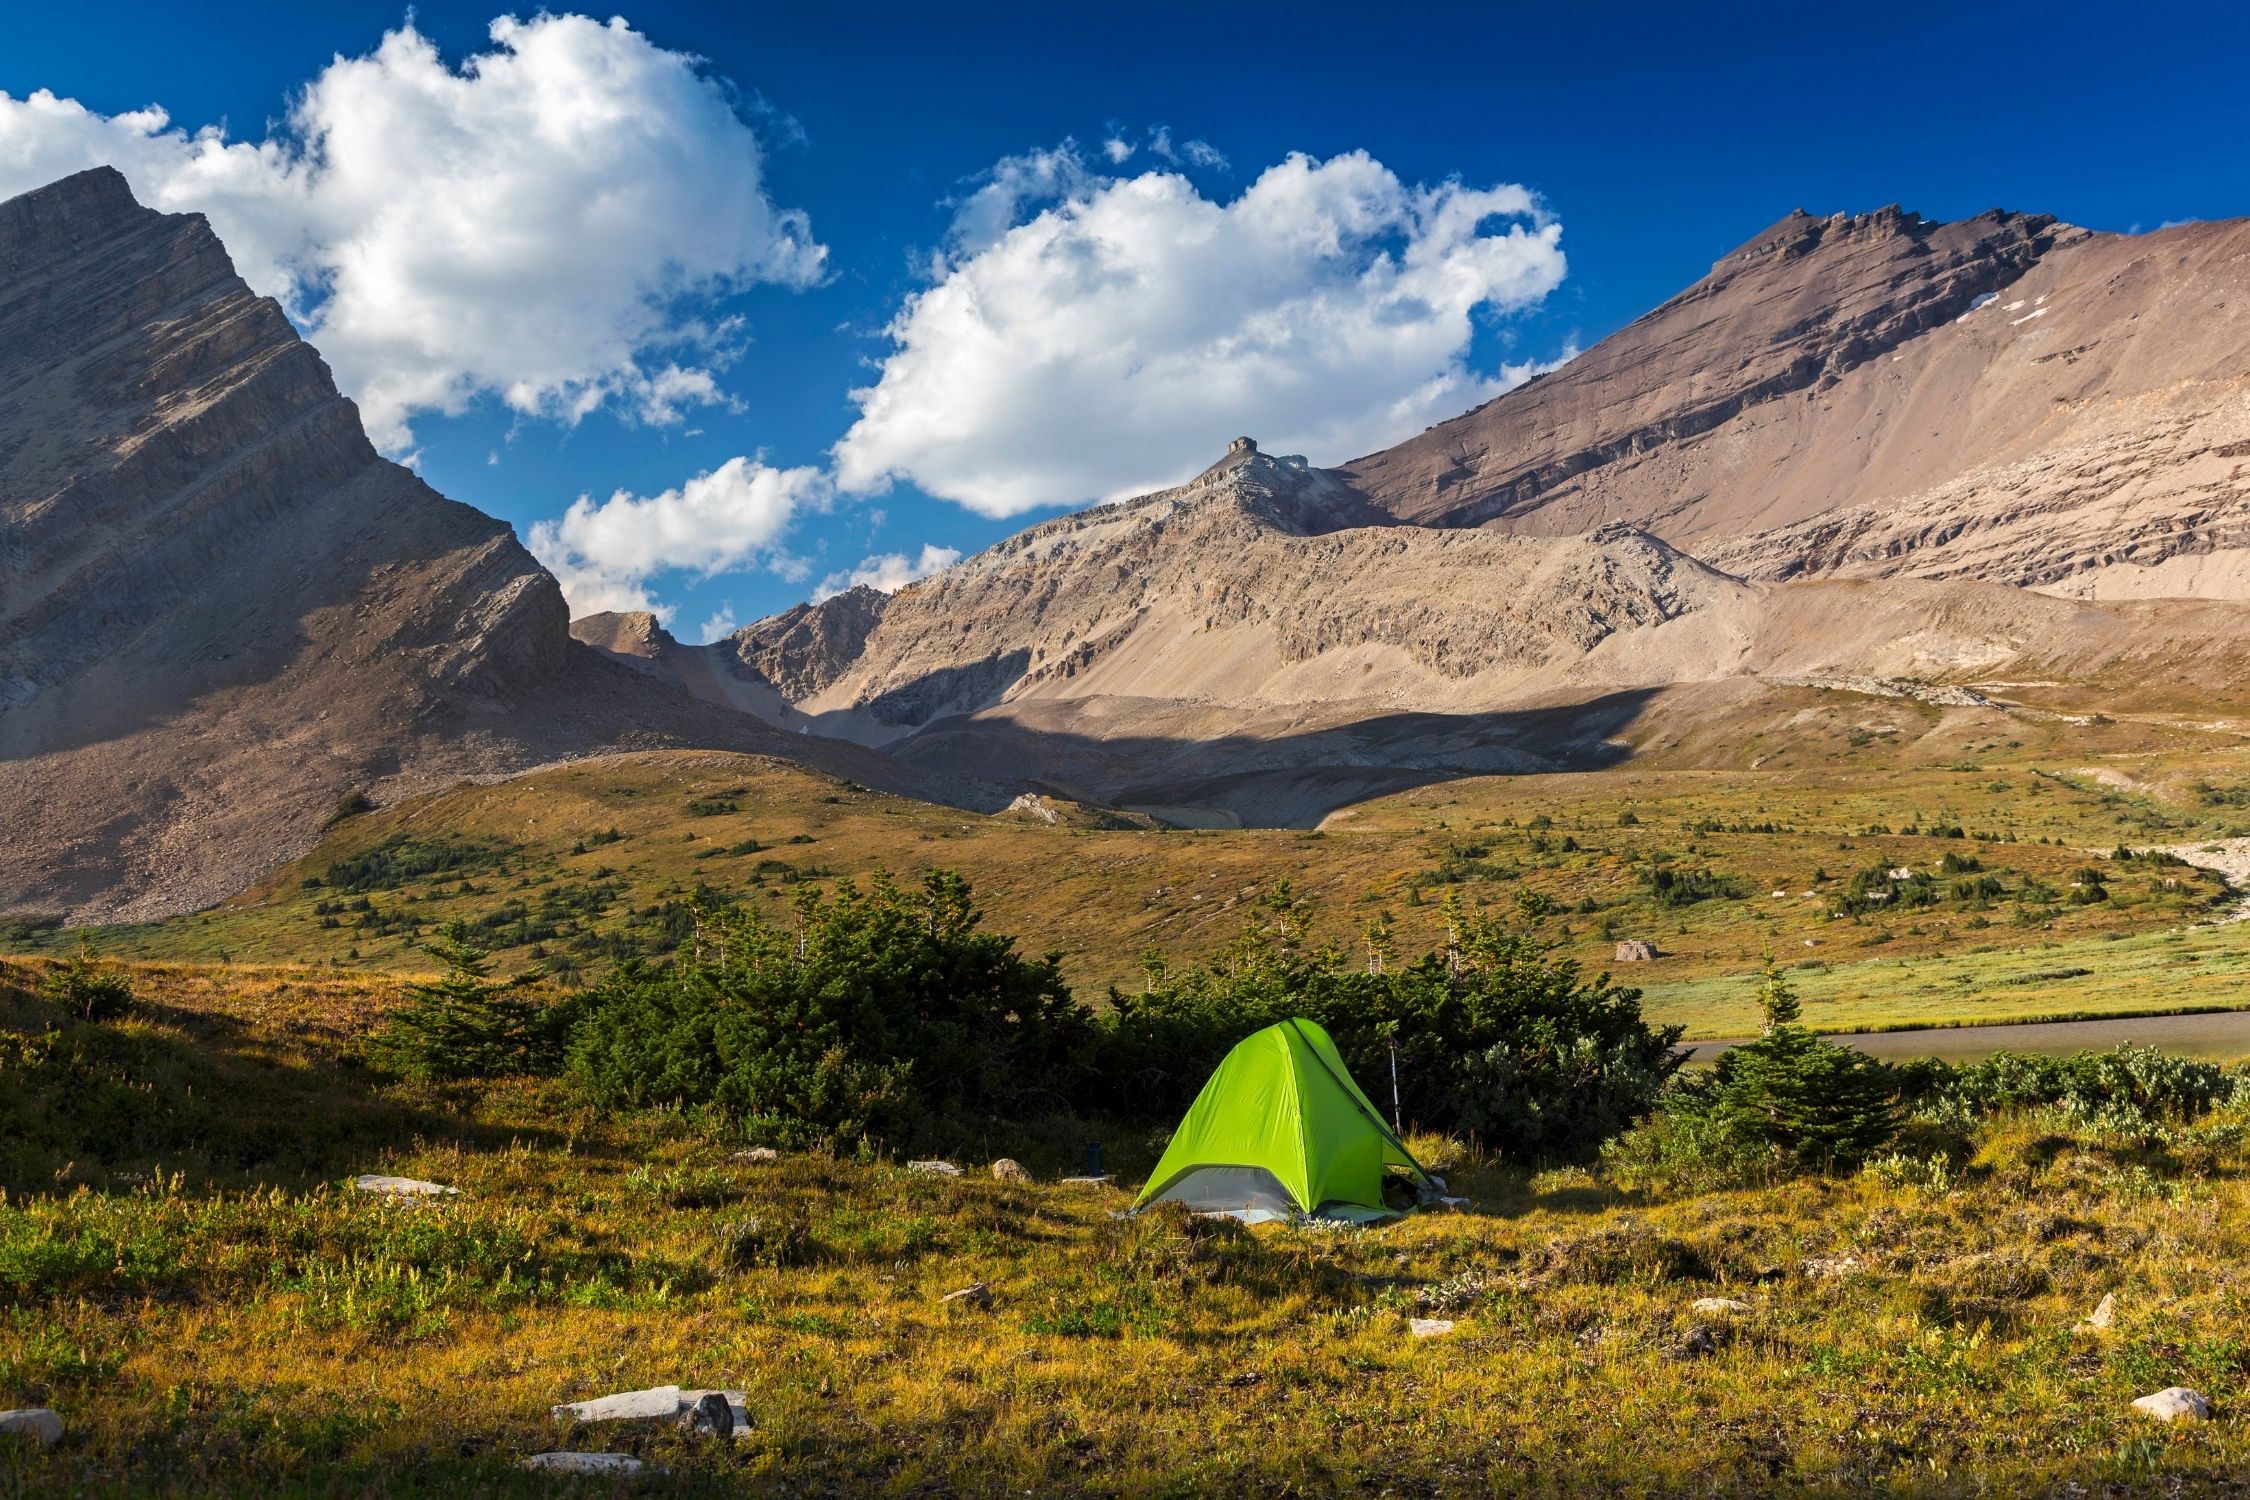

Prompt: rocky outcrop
xmin=569 ymin=610 xmax=677 ymax=667
xmin=0 ymin=169 xmax=931 ymax=922
xmin=721 ymin=585 xmax=892 ymax=701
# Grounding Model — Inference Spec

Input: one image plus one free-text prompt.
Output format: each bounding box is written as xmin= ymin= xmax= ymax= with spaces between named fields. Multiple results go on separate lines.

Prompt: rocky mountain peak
xmin=0 ymin=165 xmax=139 ymax=254
xmin=1 ymin=169 xmax=924 ymax=923
xmin=718 ymin=584 xmax=894 ymax=702
xmin=1721 ymin=203 xmax=1940 ymax=269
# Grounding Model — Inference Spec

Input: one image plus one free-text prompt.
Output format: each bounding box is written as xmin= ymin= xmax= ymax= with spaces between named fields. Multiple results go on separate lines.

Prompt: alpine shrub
xmin=1656 ymin=959 xmax=1902 ymax=1173
xmin=1102 ymin=889 xmax=1683 ymax=1157
xmin=39 ymin=939 xmax=132 ymax=1023
xmin=565 ymin=871 xmax=1094 ymax=1147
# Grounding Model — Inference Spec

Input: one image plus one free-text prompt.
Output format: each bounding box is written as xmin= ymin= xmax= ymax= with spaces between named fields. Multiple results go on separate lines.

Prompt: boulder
xmin=353 ymin=1174 xmax=458 ymax=1198
xmin=990 ymin=1158 xmax=1031 ymax=1183
xmin=1691 ymin=1297 xmax=1753 ymax=1317
xmin=680 ymin=1392 xmax=734 ymax=1439
xmin=0 ymin=1408 xmax=62 ymax=1447
xmin=731 ymin=1147 xmax=779 ymax=1163
xmin=1671 ymin=1324 xmax=1720 ymax=1360
xmin=1614 ymin=940 xmax=1658 ymax=962
xmin=523 ymin=1453 xmax=645 ymax=1475
xmin=678 ymin=1391 xmax=751 ymax=1438
xmin=2132 ymin=1387 xmax=2212 ymax=1423
xmin=1408 ymin=1318 xmax=1455 ymax=1339
xmin=2079 ymin=1292 xmax=2116 ymax=1331
xmin=943 ymin=1282 xmax=994 ymax=1310
xmin=906 ymin=1160 xmax=962 ymax=1177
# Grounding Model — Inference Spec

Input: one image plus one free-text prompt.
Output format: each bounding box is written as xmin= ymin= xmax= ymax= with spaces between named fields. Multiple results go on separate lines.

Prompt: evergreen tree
xmin=1702 ymin=957 xmax=1900 ymax=1166
xmin=370 ymin=926 xmax=555 ymax=1081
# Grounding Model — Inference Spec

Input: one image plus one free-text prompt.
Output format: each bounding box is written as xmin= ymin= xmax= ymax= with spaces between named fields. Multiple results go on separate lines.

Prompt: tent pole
xmin=1388 ymin=1037 xmax=1403 ymax=1135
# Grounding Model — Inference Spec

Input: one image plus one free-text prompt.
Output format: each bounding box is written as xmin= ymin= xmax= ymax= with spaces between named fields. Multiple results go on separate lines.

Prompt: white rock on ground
xmin=942 ymin=1283 xmax=994 ymax=1309
xmin=1409 ymin=1318 xmax=1455 ymax=1338
xmin=553 ymin=1386 xmax=683 ymax=1423
xmin=0 ymin=1409 xmax=62 ymax=1446
xmin=2079 ymin=1292 xmax=2116 ymax=1330
xmin=2132 ymin=1387 xmax=2212 ymax=1423
xmin=906 ymin=1160 xmax=962 ymax=1177
xmin=523 ymin=1452 xmax=646 ymax=1475
xmin=1058 ymin=1175 xmax=1114 ymax=1188
xmin=731 ymin=1147 xmax=779 ymax=1163
xmin=353 ymin=1175 xmax=458 ymax=1198
xmin=1801 ymin=1255 xmax=1863 ymax=1279
xmin=1691 ymin=1297 xmax=1753 ymax=1316
xmin=990 ymin=1158 xmax=1031 ymax=1183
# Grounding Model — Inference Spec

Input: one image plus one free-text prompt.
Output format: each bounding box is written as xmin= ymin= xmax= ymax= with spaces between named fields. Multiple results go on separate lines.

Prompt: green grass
xmin=1640 ymin=921 xmax=2250 ymax=1038
xmin=5 ymin=960 xmax=2250 ymax=1494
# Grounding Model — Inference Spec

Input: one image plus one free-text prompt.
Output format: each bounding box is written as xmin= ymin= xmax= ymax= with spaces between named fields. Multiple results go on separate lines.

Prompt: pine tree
xmin=370 ymin=927 xmax=552 ymax=1081
xmin=1706 ymin=957 xmax=1900 ymax=1167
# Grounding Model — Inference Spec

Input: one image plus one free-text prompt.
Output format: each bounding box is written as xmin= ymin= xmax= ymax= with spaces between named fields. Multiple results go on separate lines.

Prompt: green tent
xmin=1134 ymin=1017 xmax=1435 ymax=1222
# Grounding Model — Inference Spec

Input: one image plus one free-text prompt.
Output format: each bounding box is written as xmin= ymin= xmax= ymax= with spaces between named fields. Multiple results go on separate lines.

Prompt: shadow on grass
xmin=0 ymin=987 xmax=566 ymax=1198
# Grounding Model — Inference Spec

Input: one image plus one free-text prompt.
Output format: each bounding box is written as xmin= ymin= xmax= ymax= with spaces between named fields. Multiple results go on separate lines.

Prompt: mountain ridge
xmin=1340 ymin=204 xmax=2250 ymax=597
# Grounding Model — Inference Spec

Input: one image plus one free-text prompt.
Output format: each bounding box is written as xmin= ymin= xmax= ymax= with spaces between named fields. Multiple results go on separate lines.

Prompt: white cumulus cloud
xmin=0 ymin=14 xmax=824 ymax=450
xmin=526 ymin=456 xmax=831 ymax=619
xmin=833 ymin=149 xmax=1566 ymax=517
xmin=814 ymin=544 xmax=962 ymax=601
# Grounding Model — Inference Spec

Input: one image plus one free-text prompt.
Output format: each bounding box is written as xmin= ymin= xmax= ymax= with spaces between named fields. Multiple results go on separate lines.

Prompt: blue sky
xmin=5 ymin=0 xmax=2244 ymax=637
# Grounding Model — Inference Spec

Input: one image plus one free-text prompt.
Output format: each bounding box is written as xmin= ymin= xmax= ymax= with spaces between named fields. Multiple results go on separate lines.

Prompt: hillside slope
xmin=0 ymin=169 xmax=930 ymax=922
xmin=593 ymin=440 xmax=2250 ymax=827
xmin=1340 ymin=207 xmax=2250 ymax=598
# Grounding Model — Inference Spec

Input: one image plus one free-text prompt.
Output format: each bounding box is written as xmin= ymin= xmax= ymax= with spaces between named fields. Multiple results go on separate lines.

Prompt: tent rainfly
xmin=1134 ymin=1017 xmax=1436 ymax=1223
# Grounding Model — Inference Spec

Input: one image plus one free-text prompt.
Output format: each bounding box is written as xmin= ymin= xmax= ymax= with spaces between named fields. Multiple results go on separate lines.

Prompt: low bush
xmin=321 ymin=834 xmax=515 ymax=894
xmin=1909 ymin=1045 xmax=2249 ymax=1137
xmin=38 ymin=939 xmax=132 ymax=1022
xmin=565 ymin=872 xmax=1093 ymax=1147
xmin=1640 ymin=864 xmax=1749 ymax=907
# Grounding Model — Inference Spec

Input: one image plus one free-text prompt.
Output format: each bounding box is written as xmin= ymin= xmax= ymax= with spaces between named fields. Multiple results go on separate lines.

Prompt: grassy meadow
xmin=15 ymin=703 xmax=2250 ymax=1040
xmin=6 ymin=959 xmax=2250 ymax=1495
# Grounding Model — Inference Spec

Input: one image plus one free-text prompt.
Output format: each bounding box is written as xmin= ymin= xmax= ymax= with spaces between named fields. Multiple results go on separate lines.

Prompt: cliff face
xmin=1 ymin=169 xmax=570 ymax=737
xmin=1338 ymin=207 xmax=2250 ymax=599
xmin=642 ymin=445 xmax=1760 ymax=822
xmin=0 ymin=169 xmax=926 ymax=921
